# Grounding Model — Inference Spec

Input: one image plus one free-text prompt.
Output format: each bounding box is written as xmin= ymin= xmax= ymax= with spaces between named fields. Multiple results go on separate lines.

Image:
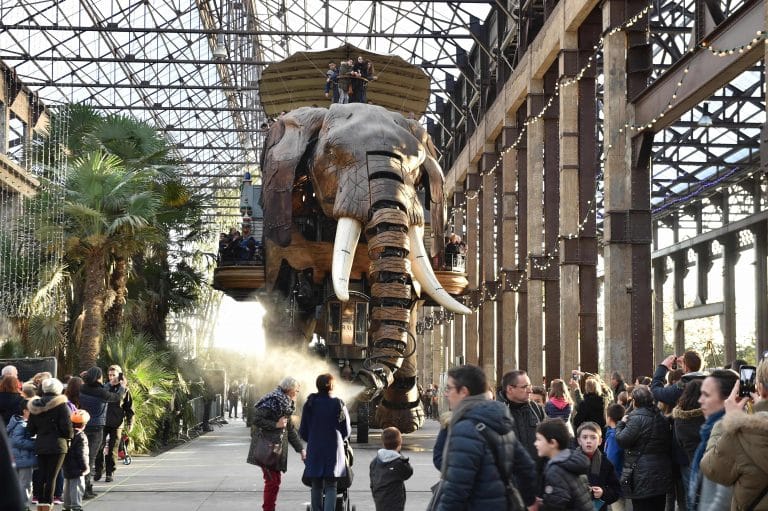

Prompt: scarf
xmin=440 ymin=394 xmax=491 ymax=473
xmin=255 ymin=386 xmax=295 ymax=418
xmin=688 ymin=409 xmax=725 ymax=507
xmin=549 ymin=396 xmax=570 ymax=410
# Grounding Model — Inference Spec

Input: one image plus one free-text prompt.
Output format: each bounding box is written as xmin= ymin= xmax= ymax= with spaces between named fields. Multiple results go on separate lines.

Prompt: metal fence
xmin=186 ymin=394 xmax=224 ymax=431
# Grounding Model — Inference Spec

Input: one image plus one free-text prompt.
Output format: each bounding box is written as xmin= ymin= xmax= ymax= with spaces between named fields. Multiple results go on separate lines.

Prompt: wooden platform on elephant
xmin=433 ymin=270 xmax=469 ymax=296
xmin=212 ymin=264 xmax=266 ymax=301
xmin=264 ymin=232 xmax=371 ymax=289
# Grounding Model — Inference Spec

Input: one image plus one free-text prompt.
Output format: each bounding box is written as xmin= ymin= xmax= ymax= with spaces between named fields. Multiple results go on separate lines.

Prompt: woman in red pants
xmin=250 ymin=377 xmax=306 ymax=511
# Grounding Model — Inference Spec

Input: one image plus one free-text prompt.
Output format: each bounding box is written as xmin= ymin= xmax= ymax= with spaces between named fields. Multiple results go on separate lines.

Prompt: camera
xmin=572 ymin=373 xmax=580 ymax=382
xmin=739 ymin=365 xmax=756 ymax=398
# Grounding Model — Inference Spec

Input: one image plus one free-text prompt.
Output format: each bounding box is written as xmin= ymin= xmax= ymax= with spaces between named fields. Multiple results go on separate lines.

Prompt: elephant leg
xmin=361 ymin=208 xmax=425 ymax=433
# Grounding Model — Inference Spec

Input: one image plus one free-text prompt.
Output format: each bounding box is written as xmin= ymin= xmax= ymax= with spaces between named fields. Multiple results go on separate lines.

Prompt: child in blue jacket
xmin=7 ymin=403 xmax=37 ymax=508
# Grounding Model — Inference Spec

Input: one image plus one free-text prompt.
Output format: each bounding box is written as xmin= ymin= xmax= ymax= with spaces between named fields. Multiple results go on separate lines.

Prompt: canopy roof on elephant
xmin=258 ymin=43 xmax=431 ymax=118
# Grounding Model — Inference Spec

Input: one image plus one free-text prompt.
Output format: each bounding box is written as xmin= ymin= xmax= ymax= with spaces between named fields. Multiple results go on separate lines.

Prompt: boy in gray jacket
xmin=369 ymin=427 xmax=413 ymax=511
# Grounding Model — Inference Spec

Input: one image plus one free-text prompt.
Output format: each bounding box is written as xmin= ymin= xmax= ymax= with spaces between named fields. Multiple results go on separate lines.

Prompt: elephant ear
xmin=406 ymin=120 xmax=446 ymax=258
xmin=260 ymin=107 xmax=327 ymax=246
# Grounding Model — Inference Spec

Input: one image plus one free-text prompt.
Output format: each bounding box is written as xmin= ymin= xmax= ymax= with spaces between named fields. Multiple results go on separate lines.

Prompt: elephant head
xmin=261 ymin=104 xmax=469 ymax=428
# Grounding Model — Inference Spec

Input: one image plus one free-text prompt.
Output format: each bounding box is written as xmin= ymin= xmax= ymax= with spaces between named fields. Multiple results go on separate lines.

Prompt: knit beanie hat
xmin=84 ymin=366 xmax=103 ymax=384
xmin=41 ymin=377 xmax=64 ymax=395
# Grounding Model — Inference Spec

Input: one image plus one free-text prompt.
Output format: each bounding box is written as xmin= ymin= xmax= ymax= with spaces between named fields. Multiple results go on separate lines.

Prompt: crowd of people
xmin=1 ymin=364 xmax=133 ymax=511
xmin=218 ymin=226 xmax=263 ymax=264
xmin=324 ymin=56 xmax=376 ymax=105
xmin=240 ymin=353 xmax=766 ymax=511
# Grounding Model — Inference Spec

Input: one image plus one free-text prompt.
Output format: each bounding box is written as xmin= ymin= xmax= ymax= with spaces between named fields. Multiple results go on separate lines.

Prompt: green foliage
xmin=102 ymin=326 xmax=176 ymax=453
xmin=0 ymin=339 xmax=25 ymax=358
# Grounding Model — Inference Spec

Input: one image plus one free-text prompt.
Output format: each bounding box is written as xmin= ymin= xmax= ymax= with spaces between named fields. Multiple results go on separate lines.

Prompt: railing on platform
xmin=183 ymin=394 xmax=224 ymax=438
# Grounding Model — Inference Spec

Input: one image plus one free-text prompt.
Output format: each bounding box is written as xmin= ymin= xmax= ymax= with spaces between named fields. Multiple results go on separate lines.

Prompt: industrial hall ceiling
xmin=0 ymin=0 xmax=765 ymax=229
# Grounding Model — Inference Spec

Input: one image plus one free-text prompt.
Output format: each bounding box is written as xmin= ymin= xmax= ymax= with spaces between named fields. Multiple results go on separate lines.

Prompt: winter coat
xmin=338 ymin=62 xmax=352 ymax=90
xmin=369 ymin=449 xmax=413 ymax=511
xmin=251 ymin=404 xmax=304 ymax=473
xmin=672 ymin=406 xmax=704 ymax=466
xmin=0 ymin=391 xmax=23 ymax=425
xmin=103 ymin=383 xmax=134 ymax=429
xmin=545 ymin=398 xmax=572 ymax=422
xmin=435 ymin=397 xmax=538 ymax=511
xmin=578 ymin=447 xmax=621 ymax=511
xmin=6 ymin=414 xmax=37 ymax=468
xmin=62 ymin=429 xmax=89 ymax=479
xmin=541 ymin=448 xmax=593 ymax=511
xmin=700 ymin=408 xmax=768 ymax=511
xmin=496 ymin=390 xmax=545 ymax=461
xmin=299 ymin=393 xmax=350 ymax=479
xmin=79 ymin=382 xmax=125 ymax=428
xmin=603 ymin=427 xmax=623 ymax=480
xmin=614 ymin=405 xmax=673 ymax=499
xmin=651 ymin=365 xmax=707 ymax=406
xmin=573 ymin=393 xmax=606 ymax=432
xmin=27 ymin=394 xmax=73 ymax=455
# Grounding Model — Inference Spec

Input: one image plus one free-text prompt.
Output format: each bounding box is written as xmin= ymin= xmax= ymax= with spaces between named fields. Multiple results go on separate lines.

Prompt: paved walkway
xmin=82 ymin=417 xmax=442 ymax=511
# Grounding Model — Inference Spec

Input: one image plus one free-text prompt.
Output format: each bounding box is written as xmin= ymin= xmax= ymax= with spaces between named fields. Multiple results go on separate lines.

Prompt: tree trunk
xmin=78 ymin=250 xmax=107 ymax=370
xmin=104 ymin=256 xmax=128 ymax=334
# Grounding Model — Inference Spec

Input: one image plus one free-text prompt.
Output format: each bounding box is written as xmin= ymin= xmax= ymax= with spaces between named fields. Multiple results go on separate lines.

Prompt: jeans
xmin=84 ymin=426 xmax=104 ymax=491
xmin=310 ymin=478 xmax=337 ymax=511
xmin=17 ymin=467 xmax=33 ymax=504
xmin=96 ymin=426 xmax=122 ymax=476
xmin=63 ymin=476 xmax=84 ymax=509
xmin=261 ymin=467 xmax=281 ymax=511
xmin=228 ymin=399 xmax=238 ymax=418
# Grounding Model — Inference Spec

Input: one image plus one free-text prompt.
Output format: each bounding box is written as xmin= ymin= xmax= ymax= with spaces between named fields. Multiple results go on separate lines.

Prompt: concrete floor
xmin=82 ymin=416 xmax=442 ymax=511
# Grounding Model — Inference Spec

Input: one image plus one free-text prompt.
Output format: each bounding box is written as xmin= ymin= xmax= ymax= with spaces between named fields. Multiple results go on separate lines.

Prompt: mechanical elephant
xmin=260 ymin=103 xmax=470 ymax=433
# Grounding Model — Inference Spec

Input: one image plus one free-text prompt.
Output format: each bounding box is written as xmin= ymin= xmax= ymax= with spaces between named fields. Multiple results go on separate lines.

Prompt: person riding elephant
xmin=260 ymin=103 xmax=470 ymax=433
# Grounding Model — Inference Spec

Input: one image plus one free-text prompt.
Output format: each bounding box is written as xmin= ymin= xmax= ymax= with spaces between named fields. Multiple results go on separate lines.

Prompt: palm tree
xmin=63 ymin=151 xmax=160 ymax=369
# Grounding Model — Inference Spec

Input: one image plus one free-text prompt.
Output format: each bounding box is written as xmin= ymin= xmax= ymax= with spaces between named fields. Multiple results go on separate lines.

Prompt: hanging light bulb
xmin=213 ymin=34 xmax=228 ymax=60
xmin=698 ymin=103 xmax=713 ymax=127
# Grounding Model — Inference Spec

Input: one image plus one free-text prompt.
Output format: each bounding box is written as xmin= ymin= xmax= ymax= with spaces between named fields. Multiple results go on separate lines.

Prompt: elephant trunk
xmin=361 ymin=194 xmax=423 ymax=432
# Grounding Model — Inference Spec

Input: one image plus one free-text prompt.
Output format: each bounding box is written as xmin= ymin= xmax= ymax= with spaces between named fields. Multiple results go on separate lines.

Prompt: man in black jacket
xmin=79 ymin=366 xmax=126 ymax=497
xmin=496 ymin=369 xmax=545 ymax=461
xmin=95 ymin=365 xmax=134 ymax=484
xmin=651 ymin=350 xmax=706 ymax=406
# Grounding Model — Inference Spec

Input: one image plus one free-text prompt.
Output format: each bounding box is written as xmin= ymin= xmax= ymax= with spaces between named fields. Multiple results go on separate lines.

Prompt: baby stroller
xmin=117 ymin=432 xmax=132 ymax=465
xmin=304 ymin=441 xmax=356 ymax=511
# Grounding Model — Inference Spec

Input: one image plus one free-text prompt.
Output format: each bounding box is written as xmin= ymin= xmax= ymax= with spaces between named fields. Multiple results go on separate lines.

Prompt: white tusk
xmin=408 ymin=225 xmax=471 ymax=314
xmin=332 ymin=217 xmax=362 ymax=302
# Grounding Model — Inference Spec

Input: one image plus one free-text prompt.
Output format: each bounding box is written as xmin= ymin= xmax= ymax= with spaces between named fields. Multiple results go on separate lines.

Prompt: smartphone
xmin=739 ymin=365 xmax=756 ymax=398
xmin=572 ymin=373 xmax=580 ymax=382
xmin=118 ymin=372 xmax=124 ymax=381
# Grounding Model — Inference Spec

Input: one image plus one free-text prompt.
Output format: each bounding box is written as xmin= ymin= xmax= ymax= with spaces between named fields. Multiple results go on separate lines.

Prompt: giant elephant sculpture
xmin=260 ymin=103 xmax=470 ymax=433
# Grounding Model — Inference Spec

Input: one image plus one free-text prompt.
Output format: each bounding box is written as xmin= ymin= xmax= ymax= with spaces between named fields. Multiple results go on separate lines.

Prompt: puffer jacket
xmin=541 ymin=448 xmax=593 ymax=511
xmin=672 ymin=406 xmax=704 ymax=466
xmin=700 ymin=408 xmax=768 ymax=511
xmin=369 ymin=448 xmax=413 ymax=511
xmin=497 ymin=390 xmax=545 ymax=461
xmin=62 ymin=429 xmax=89 ymax=478
xmin=79 ymin=382 xmax=125 ymax=428
xmin=27 ymin=394 xmax=73 ymax=455
xmin=6 ymin=414 xmax=37 ymax=468
xmin=435 ymin=398 xmax=537 ymax=511
xmin=615 ymin=405 xmax=673 ymax=499
xmin=251 ymin=405 xmax=303 ymax=473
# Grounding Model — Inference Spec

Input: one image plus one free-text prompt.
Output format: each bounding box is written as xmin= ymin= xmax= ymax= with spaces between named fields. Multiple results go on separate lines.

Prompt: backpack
xmin=474 ymin=421 xmax=526 ymax=511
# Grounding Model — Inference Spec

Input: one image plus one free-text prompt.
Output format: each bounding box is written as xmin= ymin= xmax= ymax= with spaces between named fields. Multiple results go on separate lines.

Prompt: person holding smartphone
xmin=700 ymin=359 xmax=768 ymax=511
xmin=95 ymin=365 xmax=133 ymax=484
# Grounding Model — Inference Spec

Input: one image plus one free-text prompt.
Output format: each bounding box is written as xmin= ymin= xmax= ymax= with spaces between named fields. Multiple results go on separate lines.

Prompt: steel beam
xmin=633 ymin=0 xmax=763 ymax=131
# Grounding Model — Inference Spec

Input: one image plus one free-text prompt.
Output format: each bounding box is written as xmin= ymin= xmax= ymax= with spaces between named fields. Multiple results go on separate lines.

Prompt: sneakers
xmin=54 ymin=496 xmax=64 ymax=504
xmin=105 ymin=475 xmax=114 ymax=483
xmin=93 ymin=471 xmax=102 ymax=482
xmin=30 ymin=498 xmax=38 ymax=504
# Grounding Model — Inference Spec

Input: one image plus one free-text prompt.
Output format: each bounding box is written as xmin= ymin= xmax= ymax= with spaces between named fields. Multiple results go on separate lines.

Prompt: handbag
xmin=426 ymin=480 xmax=443 ymax=511
xmin=246 ymin=427 xmax=284 ymax=471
